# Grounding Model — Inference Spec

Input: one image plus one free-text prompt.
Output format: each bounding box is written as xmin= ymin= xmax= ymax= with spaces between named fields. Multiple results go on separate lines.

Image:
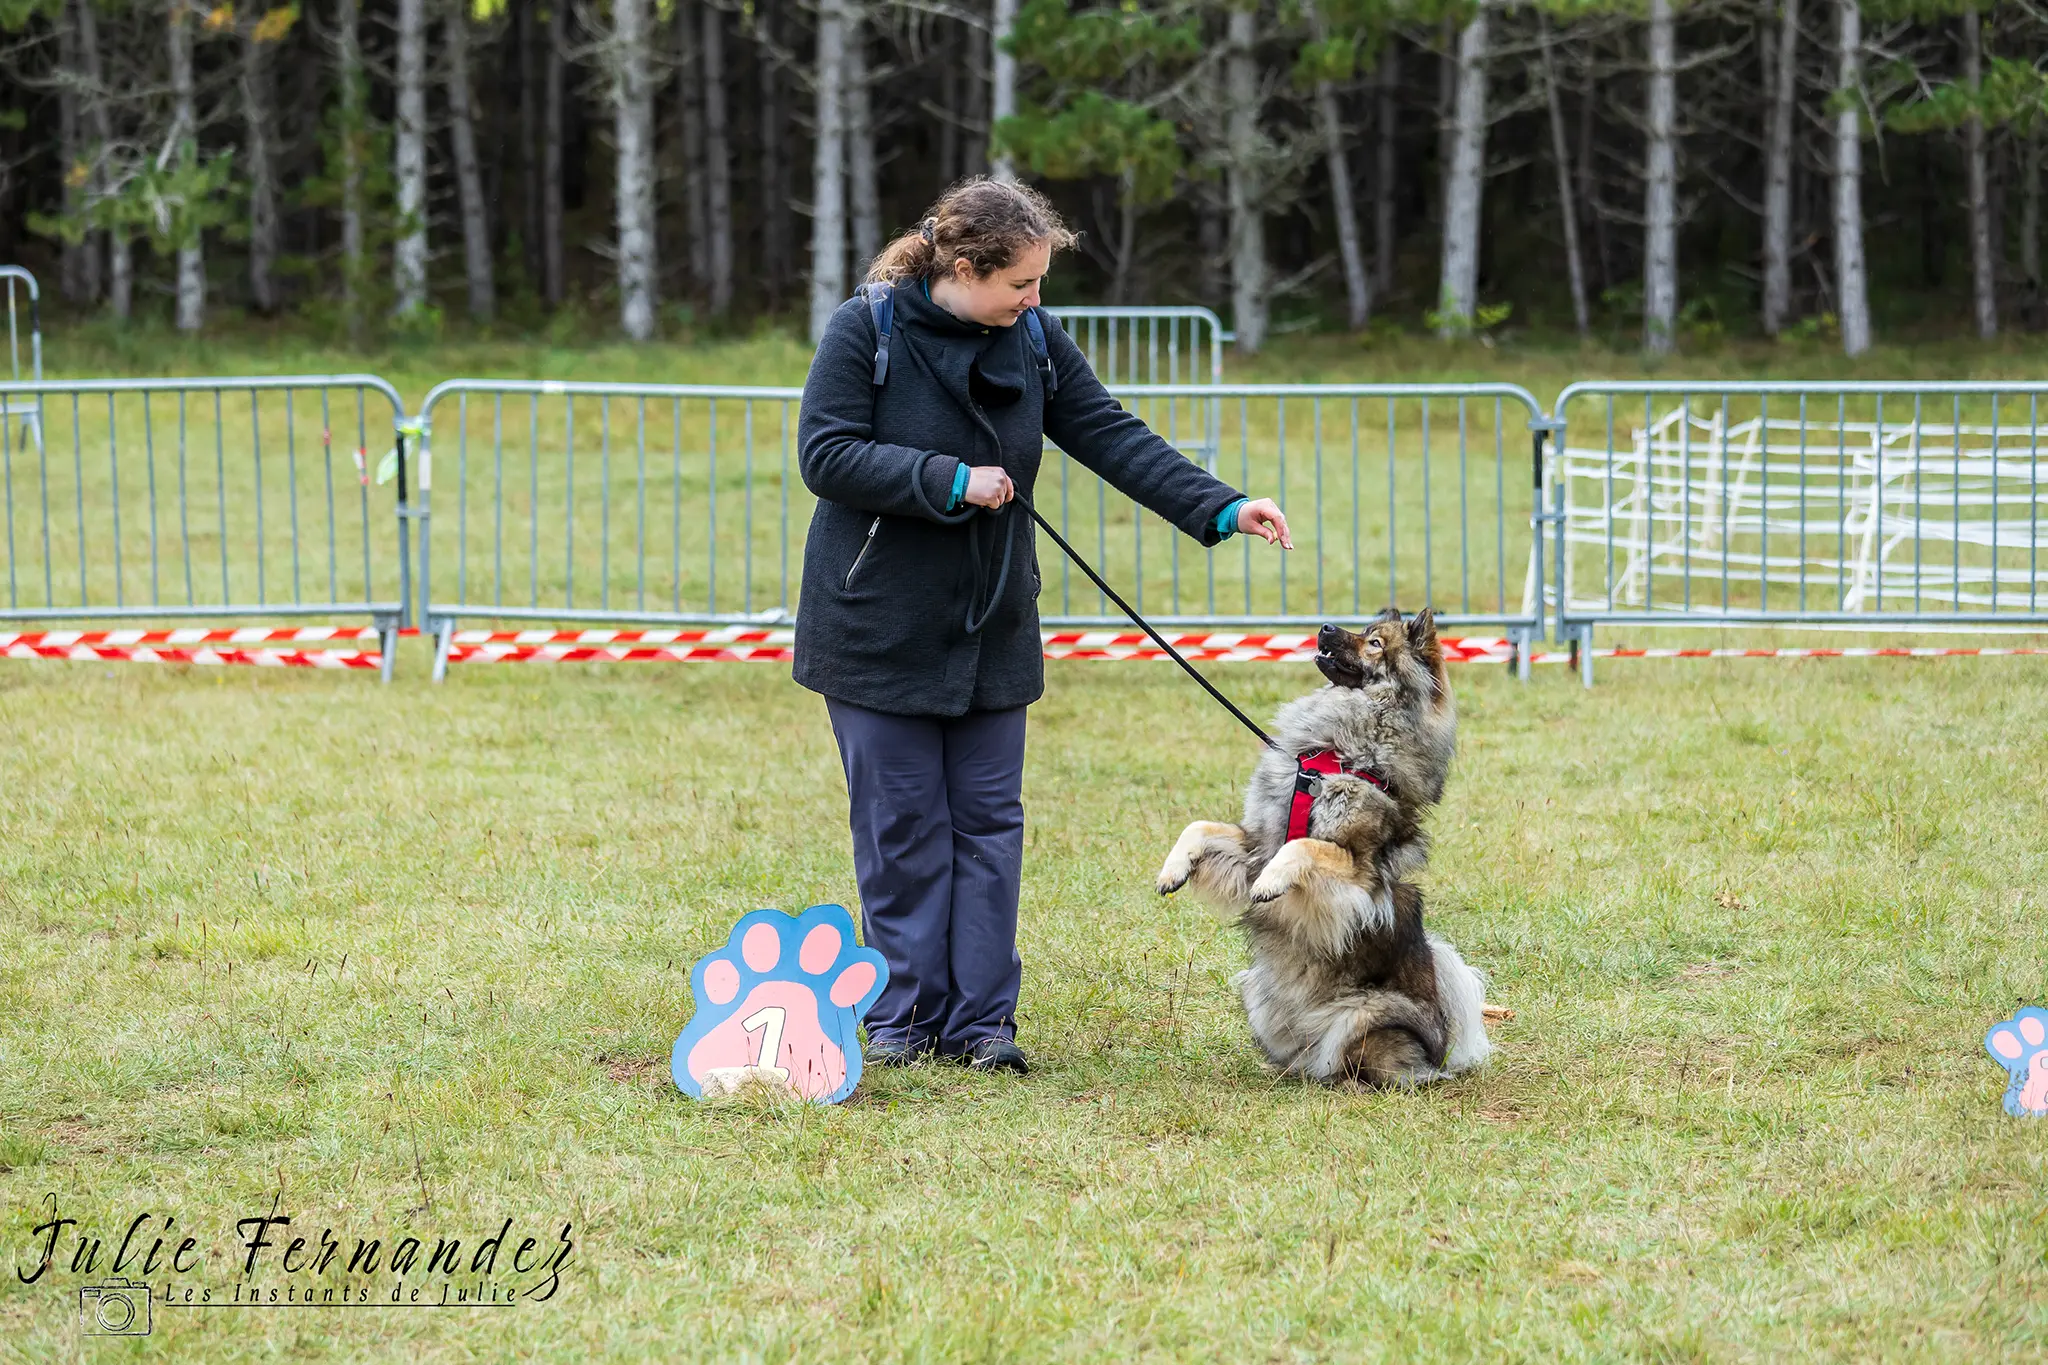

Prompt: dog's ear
xmin=1373 ymin=605 xmax=1402 ymax=625
xmin=1409 ymin=607 xmax=1449 ymax=703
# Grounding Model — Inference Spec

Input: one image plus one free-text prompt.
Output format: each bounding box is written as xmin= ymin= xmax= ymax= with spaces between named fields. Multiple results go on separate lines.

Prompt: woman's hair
xmin=867 ymin=177 xmax=1078 ymax=285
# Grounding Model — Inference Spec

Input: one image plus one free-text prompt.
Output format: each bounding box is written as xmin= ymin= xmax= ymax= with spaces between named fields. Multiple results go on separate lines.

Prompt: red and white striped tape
xmin=4 ymin=624 xmax=2041 ymax=670
xmin=1586 ymin=645 xmax=2048 ymax=661
xmin=0 ymin=627 xmax=382 ymax=647
xmin=0 ymin=626 xmax=384 ymax=668
xmin=434 ymin=628 xmax=1529 ymax=665
xmin=444 ymin=626 xmax=794 ymax=664
xmin=444 ymin=629 xmax=2048 ymax=667
xmin=1037 ymin=630 xmax=1524 ymax=664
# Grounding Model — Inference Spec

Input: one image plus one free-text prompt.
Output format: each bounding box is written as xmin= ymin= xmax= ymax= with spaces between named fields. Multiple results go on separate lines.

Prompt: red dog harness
xmin=1287 ymin=750 xmax=1389 ymax=841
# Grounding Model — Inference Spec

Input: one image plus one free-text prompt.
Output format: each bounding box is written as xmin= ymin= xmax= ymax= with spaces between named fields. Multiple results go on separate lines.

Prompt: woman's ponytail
xmin=867 ymin=224 xmax=939 ymax=284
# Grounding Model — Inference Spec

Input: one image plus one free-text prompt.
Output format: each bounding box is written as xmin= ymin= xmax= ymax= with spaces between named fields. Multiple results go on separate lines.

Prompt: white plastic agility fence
xmin=1544 ymin=381 xmax=2048 ymax=682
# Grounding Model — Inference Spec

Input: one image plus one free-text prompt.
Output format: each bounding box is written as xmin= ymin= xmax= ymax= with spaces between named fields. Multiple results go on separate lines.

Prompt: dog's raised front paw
xmin=1248 ymin=845 xmax=1307 ymax=906
xmin=1157 ymin=821 xmax=1227 ymax=895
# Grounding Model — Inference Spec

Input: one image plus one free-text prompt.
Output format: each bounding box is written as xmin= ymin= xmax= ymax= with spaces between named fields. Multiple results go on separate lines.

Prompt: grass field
xmin=3 ymin=650 xmax=2047 ymax=1362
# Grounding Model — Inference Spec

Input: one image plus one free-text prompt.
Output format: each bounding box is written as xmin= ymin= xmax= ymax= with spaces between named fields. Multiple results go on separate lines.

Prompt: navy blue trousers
xmin=826 ymin=698 xmax=1027 ymax=1053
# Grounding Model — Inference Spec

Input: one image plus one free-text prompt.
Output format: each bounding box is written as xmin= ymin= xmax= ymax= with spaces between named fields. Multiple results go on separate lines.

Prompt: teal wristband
xmin=949 ymin=462 xmax=971 ymax=511
xmin=1215 ymin=497 xmax=1247 ymax=539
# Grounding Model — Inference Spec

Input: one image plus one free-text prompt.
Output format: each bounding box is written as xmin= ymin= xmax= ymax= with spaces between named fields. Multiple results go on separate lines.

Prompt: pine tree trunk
xmin=990 ymin=0 xmax=1017 ymax=180
xmin=447 ymin=0 xmax=496 ymax=321
xmin=961 ymin=14 xmax=987 ymax=177
xmin=675 ymin=0 xmax=709 ymax=293
xmin=1306 ymin=0 xmax=1369 ymax=330
xmin=939 ymin=33 xmax=961 ymax=187
xmin=612 ymin=0 xmax=657 ymax=339
xmin=1762 ymin=0 xmax=1799 ymax=335
xmin=241 ymin=13 xmax=280 ymax=314
xmin=1437 ymin=0 xmax=1491 ymax=337
xmin=1961 ymin=7 xmax=1995 ymax=339
xmin=58 ymin=14 xmax=89 ymax=304
xmin=1579 ymin=77 xmax=1611 ymax=291
xmin=1112 ymin=168 xmax=1138 ymax=304
xmin=1198 ymin=195 xmax=1225 ymax=305
xmin=1434 ymin=18 xmax=1454 ymax=227
xmin=1374 ymin=40 xmax=1398 ymax=299
xmin=2023 ymin=125 xmax=2041 ymax=292
xmin=702 ymin=1 xmax=733 ymax=315
xmin=760 ymin=0 xmax=789 ymax=305
xmin=520 ymin=0 xmax=542 ymax=285
xmin=1539 ymin=15 xmax=1588 ymax=337
xmin=1833 ymin=0 xmax=1870 ymax=356
xmin=1642 ymin=0 xmax=1678 ymax=354
xmin=393 ymin=0 xmax=429 ymax=319
xmin=1225 ymin=6 xmax=1267 ymax=353
xmin=76 ymin=0 xmax=124 ymax=317
xmin=337 ymin=0 xmax=365 ymax=334
xmin=809 ymin=0 xmax=849 ymax=342
xmin=543 ymin=3 xmax=566 ymax=310
xmin=847 ymin=9 xmax=881 ymax=277
xmin=169 ymin=0 xmax=204 ymax=332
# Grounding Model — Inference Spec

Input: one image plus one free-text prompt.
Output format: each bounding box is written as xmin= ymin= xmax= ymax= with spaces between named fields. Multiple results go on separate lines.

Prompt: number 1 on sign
xmin=740 ymin=1007 xmax=790 ymax=1081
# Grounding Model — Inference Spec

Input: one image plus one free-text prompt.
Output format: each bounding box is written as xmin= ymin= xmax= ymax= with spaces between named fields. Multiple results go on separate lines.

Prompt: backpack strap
xmin=862 ymin=283 xmax=1053 ymax=397
xmin=857 ymin=282 xmax=894 ymax=386
xmin=1023 ymin=306 xmax=1057 ymax=397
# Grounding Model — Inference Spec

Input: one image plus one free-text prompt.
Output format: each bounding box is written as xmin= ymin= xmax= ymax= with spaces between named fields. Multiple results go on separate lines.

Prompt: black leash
xmin=1017 ymin=495 xmax=1277 ymax=751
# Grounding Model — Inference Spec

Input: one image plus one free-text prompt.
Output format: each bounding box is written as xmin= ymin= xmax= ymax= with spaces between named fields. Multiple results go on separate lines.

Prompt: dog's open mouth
xmin=1315 ymin=622 xmax=1369 ymax=687
xmin=1315 ymin=649 xmax=1366 ymax=688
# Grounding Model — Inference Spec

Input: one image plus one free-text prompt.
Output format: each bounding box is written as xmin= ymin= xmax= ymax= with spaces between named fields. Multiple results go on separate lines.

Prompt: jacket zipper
xmin=845 ymin=517 xmax=881 ymax=588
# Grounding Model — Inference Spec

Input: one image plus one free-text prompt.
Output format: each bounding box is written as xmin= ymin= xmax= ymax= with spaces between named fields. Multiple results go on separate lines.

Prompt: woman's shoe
xmin=961 ymin=1038 xmax=1029 ymax=1074
xmin=868 ymin=1037 xmax=933 ymax=1068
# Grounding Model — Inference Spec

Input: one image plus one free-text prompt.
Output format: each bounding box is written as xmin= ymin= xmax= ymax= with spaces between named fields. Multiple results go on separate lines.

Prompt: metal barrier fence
xmin=1048 ymin=306 xmax=1228 ymax=472
xmin=11 ymin=365 xmax=2048 ymax=688
xmin=1046 ymin=306 xmax=1227 ymax=386
xmin=3 ymin=268 xmax=40 ymax=457
xmin=413 ymin=379 xmax=1551 ymax=679
xmin=1547 ymin=381 xmax=2048 ymax=683
xmin=0 ymin=376 xmax=415 ymax=679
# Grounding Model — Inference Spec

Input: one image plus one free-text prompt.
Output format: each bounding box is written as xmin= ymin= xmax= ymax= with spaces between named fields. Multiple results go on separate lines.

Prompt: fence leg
xmin=1511 ymin=628 xmax=1533 ymax=682
xmin=375 ymin=611 xmax=401 ymax=685
xmin=1577 ymin=623 xmax=1595 ymax=689
xmin=430 ymin=615 xmax=455 ymax=684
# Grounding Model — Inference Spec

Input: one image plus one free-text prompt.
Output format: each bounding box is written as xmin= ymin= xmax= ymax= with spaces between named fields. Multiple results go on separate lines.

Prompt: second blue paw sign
xmin=1985 ymin=1006 xmax=2048 ymax=1118
xmin=672 ymin=904 xmax=889 ymax=1105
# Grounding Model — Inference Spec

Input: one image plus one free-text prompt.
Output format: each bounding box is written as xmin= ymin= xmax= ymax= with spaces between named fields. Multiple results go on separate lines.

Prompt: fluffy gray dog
xmin=1155 ymin=608 xmax=1493 ymax=1087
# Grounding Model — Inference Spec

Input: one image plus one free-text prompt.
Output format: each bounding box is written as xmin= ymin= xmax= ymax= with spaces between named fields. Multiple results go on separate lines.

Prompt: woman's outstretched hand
xmin=965 ymin=465 xmax=1015 ymax=509
xmin=1236 ymin=498 xmax=1293 ymax=549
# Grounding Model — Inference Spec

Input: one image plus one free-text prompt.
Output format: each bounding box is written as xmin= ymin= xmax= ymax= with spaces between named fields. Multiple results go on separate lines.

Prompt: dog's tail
xmin=1428 ymin=932 xmax=1493 ymax=1073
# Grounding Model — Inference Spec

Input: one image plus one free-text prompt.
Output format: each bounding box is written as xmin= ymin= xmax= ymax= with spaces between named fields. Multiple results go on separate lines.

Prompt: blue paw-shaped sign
xmin=1985 ymin=1006 xmax=2048 ymax=1118
xmin=672 ymin=904 xmax=888 ymax=1104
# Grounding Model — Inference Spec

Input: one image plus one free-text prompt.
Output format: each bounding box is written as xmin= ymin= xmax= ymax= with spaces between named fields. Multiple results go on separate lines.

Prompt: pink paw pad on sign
xmin=1986 ymin=1007 xmax=2048 ymax=1118
xmin=672 ymin=905 xmax=888 ymax=1104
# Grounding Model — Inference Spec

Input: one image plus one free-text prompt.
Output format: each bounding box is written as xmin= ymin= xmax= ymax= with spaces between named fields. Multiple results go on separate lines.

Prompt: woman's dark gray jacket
xmin=792 ymin=285 xmax=1244 ymax=717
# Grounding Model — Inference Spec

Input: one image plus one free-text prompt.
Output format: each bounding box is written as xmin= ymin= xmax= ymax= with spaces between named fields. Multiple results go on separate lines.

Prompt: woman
xmin=795 ymin=177 xmax=1290 ymax=1073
